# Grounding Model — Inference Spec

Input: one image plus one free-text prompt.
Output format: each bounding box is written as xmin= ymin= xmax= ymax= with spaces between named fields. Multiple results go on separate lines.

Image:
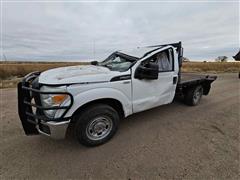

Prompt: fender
xmin=64 ymin=87 xmax=133 ymax=118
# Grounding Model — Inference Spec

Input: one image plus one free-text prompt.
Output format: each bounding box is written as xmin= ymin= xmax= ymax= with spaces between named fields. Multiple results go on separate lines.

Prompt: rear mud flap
xmin=18 ymin=82 xmax=39 ymax=135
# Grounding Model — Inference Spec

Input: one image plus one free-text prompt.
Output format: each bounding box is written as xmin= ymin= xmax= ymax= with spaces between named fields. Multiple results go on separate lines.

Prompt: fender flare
xmin=64 ymin=87 xmax=132 ymax=118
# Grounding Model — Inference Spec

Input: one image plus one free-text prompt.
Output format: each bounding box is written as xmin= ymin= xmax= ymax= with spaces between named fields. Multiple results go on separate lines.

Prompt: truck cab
xmin=18 ymin=42 xmax=217 ymax=146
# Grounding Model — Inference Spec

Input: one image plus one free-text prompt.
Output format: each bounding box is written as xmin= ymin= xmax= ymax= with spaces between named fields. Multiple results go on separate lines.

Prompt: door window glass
xmin=156 ymin=50 xmax=173 ymax=72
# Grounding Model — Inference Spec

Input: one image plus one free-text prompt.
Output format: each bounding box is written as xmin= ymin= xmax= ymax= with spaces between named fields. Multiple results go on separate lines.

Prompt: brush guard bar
xmin=18 ymin=72 xmax=73 ymax=135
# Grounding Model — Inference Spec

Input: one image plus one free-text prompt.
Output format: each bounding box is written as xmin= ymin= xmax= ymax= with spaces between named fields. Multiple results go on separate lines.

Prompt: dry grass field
xmin=182 ymin=62 xmax=240 ymax=73
xmin=0 ymin=62 xmax=88 ymax=88
xmin=0 ymin=61 xmax=239 ymax=88
xmin=0 ymin=61 xmax=88 ymax=80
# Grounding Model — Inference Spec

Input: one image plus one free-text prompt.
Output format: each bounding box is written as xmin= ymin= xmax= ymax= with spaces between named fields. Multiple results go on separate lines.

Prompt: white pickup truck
xmin=18 ymin=42 xmax=217 ymax=146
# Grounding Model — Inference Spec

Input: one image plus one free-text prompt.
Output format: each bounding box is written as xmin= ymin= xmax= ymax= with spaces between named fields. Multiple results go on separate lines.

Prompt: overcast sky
xmin=1 ymin=1 xmax=239 ymax=61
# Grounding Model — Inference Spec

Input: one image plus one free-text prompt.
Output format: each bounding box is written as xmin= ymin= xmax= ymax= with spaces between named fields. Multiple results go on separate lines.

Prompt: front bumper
xmin=37 ymin=120 xmax=70 ymax=139
xmin=17 ymin=72 xmax=73 ymax=139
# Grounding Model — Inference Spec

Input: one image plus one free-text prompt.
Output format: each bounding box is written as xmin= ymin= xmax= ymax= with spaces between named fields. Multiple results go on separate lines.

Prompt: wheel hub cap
xmin=86 ymin=116 xmax=113 ymax=141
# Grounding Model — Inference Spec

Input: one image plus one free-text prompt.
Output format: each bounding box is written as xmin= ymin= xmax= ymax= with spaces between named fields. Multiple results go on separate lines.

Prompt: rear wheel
xmin=184 ymin=85 xmax=203 ymax=106
xmin=74 ymin=104 xmax=119 ymax=147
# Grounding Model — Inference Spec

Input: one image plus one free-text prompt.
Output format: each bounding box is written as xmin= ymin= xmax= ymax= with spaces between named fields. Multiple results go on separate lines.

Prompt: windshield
xmin=99 ymin=52 xmax=137 ymax=72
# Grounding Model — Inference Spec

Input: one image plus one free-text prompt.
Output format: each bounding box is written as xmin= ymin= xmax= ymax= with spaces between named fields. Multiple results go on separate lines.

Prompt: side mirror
xmin=135 ymin=62 xmax=159 ymax=80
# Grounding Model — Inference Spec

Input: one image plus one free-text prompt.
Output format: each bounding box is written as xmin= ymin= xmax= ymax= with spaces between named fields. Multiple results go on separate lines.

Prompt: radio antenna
xmin=3 ymin=53 xmax=7 ymax=62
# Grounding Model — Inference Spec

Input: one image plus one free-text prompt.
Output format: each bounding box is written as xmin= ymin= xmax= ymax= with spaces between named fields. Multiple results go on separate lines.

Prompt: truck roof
xmin=117 ymin=42 xmax=183 ymax=60
xmin=118 ymin=46 xmax=163 ymax=59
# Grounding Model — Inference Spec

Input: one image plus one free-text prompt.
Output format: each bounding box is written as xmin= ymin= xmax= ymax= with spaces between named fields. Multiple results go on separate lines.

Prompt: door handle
xmin=122 ymin=81 xmax=130 ymax=84
xmin=173 ymin=76 xmax=178 ymax=84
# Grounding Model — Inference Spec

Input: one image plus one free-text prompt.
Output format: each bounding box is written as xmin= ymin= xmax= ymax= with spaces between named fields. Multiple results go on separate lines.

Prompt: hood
xmin=38 ymin=65 xmax=122 ymax=85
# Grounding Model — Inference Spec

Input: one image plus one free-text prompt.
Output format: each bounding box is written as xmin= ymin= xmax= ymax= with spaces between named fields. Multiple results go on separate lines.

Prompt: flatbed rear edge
xmin=176 ymin=73 xmax=217 ymax=96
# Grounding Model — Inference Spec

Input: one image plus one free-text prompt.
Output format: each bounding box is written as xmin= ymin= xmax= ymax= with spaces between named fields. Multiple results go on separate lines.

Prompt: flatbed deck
xmin=178 ymin=73 xmax=217 ymax=85
xmin=176 ymin=73 xmax=217 ymax=95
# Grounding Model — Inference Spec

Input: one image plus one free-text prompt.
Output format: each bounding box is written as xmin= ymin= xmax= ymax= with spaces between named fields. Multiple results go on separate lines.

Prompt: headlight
xmin=40 ymin=86 xmax=71 ymax=118
xmin=41 ymin=94 xmax=68 ymax=107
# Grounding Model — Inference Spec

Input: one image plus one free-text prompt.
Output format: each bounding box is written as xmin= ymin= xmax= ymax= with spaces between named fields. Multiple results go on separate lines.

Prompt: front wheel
xmin=184 ymin=85 xmax=203 ymax=106
xmin=74 ymin=104 xmax=120 ymax=147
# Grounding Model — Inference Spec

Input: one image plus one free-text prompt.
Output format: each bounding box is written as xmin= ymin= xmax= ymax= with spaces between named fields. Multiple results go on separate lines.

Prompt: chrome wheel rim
xmin=193 ymin=87 xmax=203 ymax=104
xmin=86 ymin=116 xmax=113 ymax=141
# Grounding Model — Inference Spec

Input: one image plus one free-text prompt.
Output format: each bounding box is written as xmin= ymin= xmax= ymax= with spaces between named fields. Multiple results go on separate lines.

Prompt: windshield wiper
xmin=99 ymin=64 xmax=111 ymax=69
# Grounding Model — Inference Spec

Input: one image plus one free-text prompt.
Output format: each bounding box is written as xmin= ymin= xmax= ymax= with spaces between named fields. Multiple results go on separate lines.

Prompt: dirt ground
xmin=0 ymin=73 xmax=239 ymax=180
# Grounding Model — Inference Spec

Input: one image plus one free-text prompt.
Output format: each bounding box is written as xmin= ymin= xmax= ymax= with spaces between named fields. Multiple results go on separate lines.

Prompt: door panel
xmin=132 ymin=48 xmax=178 ymax=113
xmin=132 ymin=72 xmax=176 ymax=113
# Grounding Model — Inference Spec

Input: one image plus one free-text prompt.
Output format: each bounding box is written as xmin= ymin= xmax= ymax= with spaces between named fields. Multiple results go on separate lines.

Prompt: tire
xmin=184 ymin=85 xmax=203 ymax=106
xmin=74 ymin=104 xmax=120 ymax=147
